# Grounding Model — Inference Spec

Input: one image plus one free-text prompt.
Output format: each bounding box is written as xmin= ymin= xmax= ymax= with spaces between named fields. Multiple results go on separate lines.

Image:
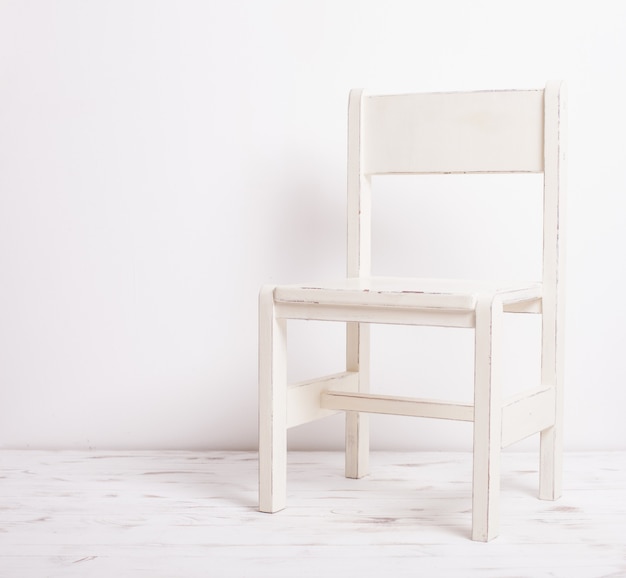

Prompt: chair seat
xmin=274 ymin=277 xmax=542 ymax=310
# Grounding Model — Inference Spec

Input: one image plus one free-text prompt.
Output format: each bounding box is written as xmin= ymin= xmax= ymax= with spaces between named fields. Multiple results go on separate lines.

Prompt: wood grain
xmin=0 ymin=451 xmax=624 ymax=577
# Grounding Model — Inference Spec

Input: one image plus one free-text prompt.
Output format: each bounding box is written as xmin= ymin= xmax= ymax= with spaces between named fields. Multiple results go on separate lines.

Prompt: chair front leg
xmin=472 ymin=297 xmax=503 ymax=542
xmin=259 ymin=286 xmax=288 ymax=513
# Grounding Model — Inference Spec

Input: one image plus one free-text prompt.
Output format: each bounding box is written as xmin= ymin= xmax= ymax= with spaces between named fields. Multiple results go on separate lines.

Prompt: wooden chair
xmin=259 ymin=82 xmax=566 ymax=541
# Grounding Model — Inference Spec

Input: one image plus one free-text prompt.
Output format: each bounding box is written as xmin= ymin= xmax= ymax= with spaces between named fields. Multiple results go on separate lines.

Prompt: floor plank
xmin=0 ymin=451 xmax=625 ymax=577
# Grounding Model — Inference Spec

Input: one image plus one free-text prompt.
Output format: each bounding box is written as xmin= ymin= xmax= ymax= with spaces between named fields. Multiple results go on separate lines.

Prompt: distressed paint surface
xmin=0 ymin=451 xmax=623 ymax=577
xmin=259 ymin=83 xmax=566 ymax=541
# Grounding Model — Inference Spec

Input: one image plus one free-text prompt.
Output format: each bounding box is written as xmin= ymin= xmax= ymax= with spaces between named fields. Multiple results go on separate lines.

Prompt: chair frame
xmin=259 ymin=82 xmax=566 ymax=541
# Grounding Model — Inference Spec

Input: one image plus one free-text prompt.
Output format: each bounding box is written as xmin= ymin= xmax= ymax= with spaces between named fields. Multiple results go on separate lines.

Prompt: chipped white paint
xmin=345 ymin=88 xmax=371 ymax=480
xmin=540 ymin=80 xmax=567 ymax=501
xmin=472 ymin=296 xmax=504 ymax=541
xmin=259 ymin=83 xmax=567 ymax=541
xmin=258 ymin=285 xmax=287 ymax=513
xmin=274 ymin=278 xmax=543 ymax=310
xmin=0 ymin=451 xmax=624 ymax=577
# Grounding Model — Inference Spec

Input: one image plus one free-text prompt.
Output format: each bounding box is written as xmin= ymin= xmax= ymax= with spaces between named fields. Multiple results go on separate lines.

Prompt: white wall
xmin=1 ymin=0 xmax=624 ymax=451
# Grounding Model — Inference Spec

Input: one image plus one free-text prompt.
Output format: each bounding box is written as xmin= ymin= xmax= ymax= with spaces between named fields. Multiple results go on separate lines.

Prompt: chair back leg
xmin=345 ymin=322 xmax=371 ymax=479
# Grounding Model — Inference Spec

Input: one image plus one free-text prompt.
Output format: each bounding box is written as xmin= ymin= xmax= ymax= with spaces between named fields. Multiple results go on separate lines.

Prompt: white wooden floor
xmin=0 ymin=451 xmax=625 ymax=577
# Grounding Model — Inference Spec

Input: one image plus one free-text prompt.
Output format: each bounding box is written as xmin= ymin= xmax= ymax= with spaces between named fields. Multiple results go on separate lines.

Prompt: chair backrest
xmin=362 ymin=90 xmax=545 ymax=175
xmin=346 ymin=83 xmax=566 ymax=306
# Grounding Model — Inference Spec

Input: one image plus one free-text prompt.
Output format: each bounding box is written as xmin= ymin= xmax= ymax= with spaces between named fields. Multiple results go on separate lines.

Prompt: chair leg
xmin=472 ymin=298 xmax=503 ymax=542
xmin=539 ymin=425 xmax=562 ymax=500
xmin=345 ymin=322 xmax=370 ymax=479
xmin=345 ymin=411 xmax=369 ymax=479
xmin=539 ymin=304 xmax=564 ymax=500
xmin=259 ymin=286 xmax=288 ymax=513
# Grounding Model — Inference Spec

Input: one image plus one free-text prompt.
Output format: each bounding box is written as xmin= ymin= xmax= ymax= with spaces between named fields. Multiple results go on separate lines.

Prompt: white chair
xmin=259 ymin=82 xmax=566 ymax=541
